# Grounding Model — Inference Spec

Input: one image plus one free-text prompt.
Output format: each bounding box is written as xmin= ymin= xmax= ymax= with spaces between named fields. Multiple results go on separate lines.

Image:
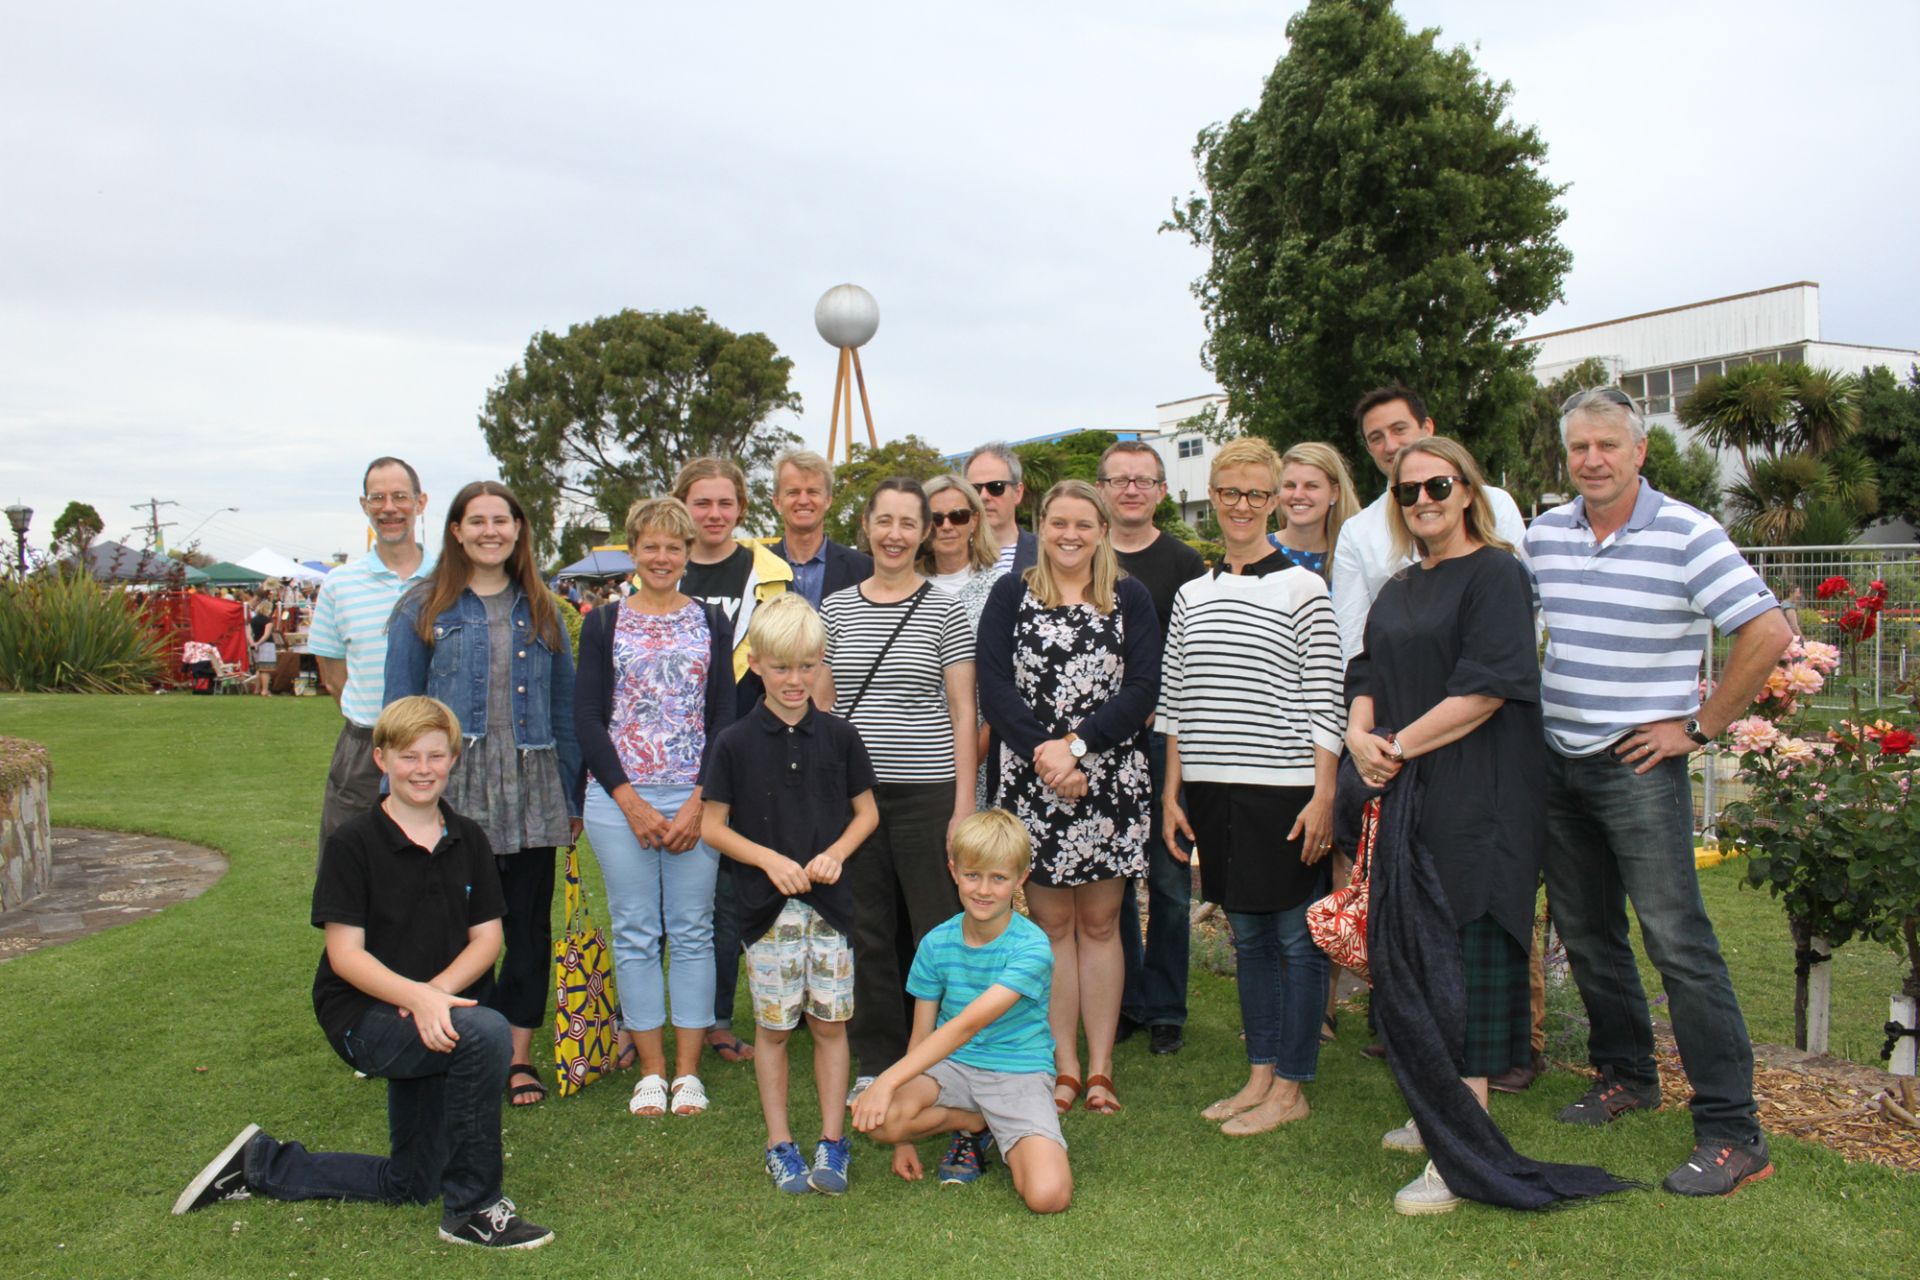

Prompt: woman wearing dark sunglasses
xmin=1341 ymin=436 xmax=1555 ymax=1215
xmin=919 ymin=475 xmax=1009 ymax=811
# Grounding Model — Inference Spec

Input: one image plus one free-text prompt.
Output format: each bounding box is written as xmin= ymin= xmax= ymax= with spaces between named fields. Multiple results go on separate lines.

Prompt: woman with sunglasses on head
xmin=919 ymin=475 xmax=1008 ymax=809
xmin=977 ymin=480 xmax=1160 ymax=1118
xmin=384 ymin=480 xmax=583 ymax=1111
xmin=1159 ymin=439 xmax=1343 ymax=1136
xmin=1343 ymin=437 xmax=1608 ymax=1216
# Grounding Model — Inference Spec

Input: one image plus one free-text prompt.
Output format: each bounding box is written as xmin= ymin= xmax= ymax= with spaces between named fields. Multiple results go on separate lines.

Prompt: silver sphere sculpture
xmin=814 ymin=284 xmax=880 ymax=350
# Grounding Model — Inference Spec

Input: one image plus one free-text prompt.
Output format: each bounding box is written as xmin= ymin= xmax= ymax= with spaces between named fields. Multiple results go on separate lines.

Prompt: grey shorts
xmin=317 ymin=721 xmax=380 ymax=869
xmin=926 ymin=1059 xmax=1067 ymax=1155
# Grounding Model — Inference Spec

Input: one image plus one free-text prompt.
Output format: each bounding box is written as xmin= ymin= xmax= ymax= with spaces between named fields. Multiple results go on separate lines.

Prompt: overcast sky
xmin=3 ymin=0 xmax=1914 ymax=564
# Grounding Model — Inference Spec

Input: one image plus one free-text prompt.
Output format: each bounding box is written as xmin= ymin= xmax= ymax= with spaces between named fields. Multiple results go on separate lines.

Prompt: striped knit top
xmin=1156 ymin=552 xmax=1345 ymax=787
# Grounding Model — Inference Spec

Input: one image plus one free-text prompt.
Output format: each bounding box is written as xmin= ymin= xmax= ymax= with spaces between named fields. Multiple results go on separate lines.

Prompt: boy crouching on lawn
xmin=701 ymin=594 xmax=879 ymax=1195
xmin=174 ymin=696 xmax=553 ymax=1250
xmin=851 ymin=810 xmax=1071 ymax=1214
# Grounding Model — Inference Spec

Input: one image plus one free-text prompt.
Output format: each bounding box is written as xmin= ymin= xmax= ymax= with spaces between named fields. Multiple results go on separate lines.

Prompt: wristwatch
xmin=1383 ymin=733 xmax=1405 ymax=762
xmin=1064 ymin=732 xmax=1088 ymax=760
xmin=1683 ymin=717 xmax=1713 ymax=746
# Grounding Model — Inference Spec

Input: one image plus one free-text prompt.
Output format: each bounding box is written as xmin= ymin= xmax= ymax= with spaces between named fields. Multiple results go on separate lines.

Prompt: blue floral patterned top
xmin=608 ymin=602 xmax=711 ymax=786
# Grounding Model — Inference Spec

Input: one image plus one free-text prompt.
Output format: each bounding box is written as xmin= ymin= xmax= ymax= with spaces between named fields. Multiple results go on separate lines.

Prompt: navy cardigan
xmin=573 ymin=598 xmax=737 ymax=809
xmin=975 ymin=572 xmax=1161 ymax=760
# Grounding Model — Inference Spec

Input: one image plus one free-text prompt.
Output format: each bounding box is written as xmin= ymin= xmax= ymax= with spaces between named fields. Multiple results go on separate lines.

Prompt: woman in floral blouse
xmin=976 ymin=479 xmax=1161 ymax=1116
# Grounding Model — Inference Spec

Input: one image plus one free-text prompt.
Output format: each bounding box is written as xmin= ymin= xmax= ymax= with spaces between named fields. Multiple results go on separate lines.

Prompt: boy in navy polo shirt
xmin=703 ymin=594 xmax=879 ymax=1196
xmin=173 ymin=697 xmax=554 ymax=1250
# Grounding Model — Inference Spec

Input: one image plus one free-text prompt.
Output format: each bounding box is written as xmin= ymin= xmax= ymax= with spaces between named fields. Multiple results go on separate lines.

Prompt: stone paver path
xmin=0 ymin=827 xmax=226 ymax=961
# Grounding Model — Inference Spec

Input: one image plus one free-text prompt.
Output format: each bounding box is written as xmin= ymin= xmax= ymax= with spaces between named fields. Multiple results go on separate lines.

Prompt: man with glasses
xmin=1523 ymin=387 xmax=1790 ymax=1197
xmin=964 ymin=442 xmax=1037 ymax=575
xmin=1098 ymin=442 xmax=1206 ymax=1056
xmin=307 ymin=457 xmax=434 ymax=862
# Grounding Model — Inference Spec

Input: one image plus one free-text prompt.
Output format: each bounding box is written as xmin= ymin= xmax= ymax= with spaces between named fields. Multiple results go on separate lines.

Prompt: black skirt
xmin=1186 ymin=781 xmax=1319 ymax=914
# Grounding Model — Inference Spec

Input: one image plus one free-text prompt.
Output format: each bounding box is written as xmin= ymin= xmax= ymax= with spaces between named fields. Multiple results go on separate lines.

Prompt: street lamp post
xmin=4 ymin=503 xmax=30 ymax=576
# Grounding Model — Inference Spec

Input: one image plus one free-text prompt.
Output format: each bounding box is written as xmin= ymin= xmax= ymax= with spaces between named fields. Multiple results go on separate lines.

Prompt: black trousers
xmin=848 ymin=781 xmax=959 ymax=1074
xmin=488 ymin=848 xmax=557 ymax=1033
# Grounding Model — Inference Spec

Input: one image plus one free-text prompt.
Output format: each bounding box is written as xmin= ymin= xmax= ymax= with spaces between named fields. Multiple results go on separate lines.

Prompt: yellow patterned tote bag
xmin=552 ymin=844 xmax=623 ymax=1096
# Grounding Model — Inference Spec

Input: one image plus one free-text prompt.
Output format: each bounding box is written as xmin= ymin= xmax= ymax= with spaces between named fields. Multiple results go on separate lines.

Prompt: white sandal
xmin=669 ymin=1074 xmax=708 ymax=1116
xmin=629 ymin=1073 xmax=668 ymax=1117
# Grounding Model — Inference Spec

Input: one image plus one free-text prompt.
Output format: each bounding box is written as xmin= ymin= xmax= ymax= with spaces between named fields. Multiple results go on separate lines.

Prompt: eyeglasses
xmin=1559 ymin=386 xmax=1637 ymax=414
xmin=1098 ymin=476 xmax=1163 ymax=491
xmin=1392 ymin=476 xmax=1463 ymax=506
xmin=928 ymin=509 xmax=975 ymax=528
xmin=361 ymin=492 xmax=417 ymax=507
xmin=975 ymin=480 xmax=1014 ymax=496
xmin=1212 ymin=487 xmax=1274 ymax=507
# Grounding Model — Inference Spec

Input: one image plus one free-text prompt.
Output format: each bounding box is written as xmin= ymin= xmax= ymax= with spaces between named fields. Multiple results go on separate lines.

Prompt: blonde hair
xmin=1386 ymin=437 xmax=1514 ymax=562
xmin=773 ymin=449 xmax=834 ymax=494
xmin=1023 ymin=480 xmax=1118 ymax=613
xmin=1279 ymin=442 xmax=1362 ymax=566
xmin=1209 ymin=436 xmax=1283 ymax=487
xmin=918 ymin=474 xmax=998 ymax=575
xmin=373 ymin=695 xmax=463 ymax=756
xmin=746 ymin=592 xmax=827 ymax=665
xmin=949 ymin=809 xmax=1033 ymax=877
xmin=671 ymin=456 xmax=748 ymax=507
xmin=624 ymin=496 xmax=696 ymax=549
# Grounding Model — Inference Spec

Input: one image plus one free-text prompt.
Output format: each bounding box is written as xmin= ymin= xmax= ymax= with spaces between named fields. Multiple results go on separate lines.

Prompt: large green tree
xmin=1640 ymin=425 xmax=1723 ymax=519
xmin=1167 ymin=0 xmax=1570 ymax=490
xmin=478 ymin=307 xmax=801 ymax=551
xmin=49 ymin=501 xmax=104 ymax=557
xmin=1851 ymin=364 xmax=1920 ymax=528
xmin=822 ymin=435 xmax=951 ymax=548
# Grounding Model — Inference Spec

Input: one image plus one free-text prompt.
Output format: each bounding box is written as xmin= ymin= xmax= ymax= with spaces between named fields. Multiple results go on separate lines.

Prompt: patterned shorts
xmin=745 ymin=899 xmax=855 ymax=1031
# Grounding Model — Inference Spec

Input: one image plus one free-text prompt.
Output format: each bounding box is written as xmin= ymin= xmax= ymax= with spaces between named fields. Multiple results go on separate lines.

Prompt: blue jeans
xmin=245 ymin=1003 xmax=510 ymax=1222
xmin=1544 ymin=750 xmax=1760 ymax=1143
xmin=1121 ymin=733 xmax=1191 ymax=1028
xmin=1226 ymin=892 xmax=1328 ymax=1079
xmin=583 ymin=783 xmax=719 ymax=1032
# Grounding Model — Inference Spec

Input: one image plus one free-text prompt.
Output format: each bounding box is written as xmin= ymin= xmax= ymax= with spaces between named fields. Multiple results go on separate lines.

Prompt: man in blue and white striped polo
xmin=307 ymin=457 xmax=435 ymax=864
xmin=1522 ymin=388 xmax=1791 ymax=1198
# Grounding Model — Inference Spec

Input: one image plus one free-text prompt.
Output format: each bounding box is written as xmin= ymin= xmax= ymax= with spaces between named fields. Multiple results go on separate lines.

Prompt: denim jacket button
xmin=516 ymin=685 xmax=525 ymax=693
xmin=518 ymin=650 xmax=526 ymax=658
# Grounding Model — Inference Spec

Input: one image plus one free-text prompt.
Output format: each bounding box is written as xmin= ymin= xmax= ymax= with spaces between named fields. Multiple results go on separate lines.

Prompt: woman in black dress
xmin=1344 ymin=436 xmax=1543 ymax=1215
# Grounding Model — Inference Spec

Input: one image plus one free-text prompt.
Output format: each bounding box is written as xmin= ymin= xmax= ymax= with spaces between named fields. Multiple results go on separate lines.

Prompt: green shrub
xmin=0 ymin=570 xmax=167 ymax=692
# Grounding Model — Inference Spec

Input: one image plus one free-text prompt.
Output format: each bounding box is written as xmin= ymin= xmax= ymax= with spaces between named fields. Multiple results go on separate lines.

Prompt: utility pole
xmin=133 ymin=498 xmax=178 ymax=552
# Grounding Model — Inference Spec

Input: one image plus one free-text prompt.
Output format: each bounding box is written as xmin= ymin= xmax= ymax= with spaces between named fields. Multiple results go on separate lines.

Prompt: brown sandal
xmin=1052 ymin=1073 xmax=1083 ymax=1114
xmin=1084 ymin=1074 xmax=1122 ymax=1114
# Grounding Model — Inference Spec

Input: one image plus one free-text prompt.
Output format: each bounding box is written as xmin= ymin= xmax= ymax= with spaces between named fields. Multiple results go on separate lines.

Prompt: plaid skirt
xmin=1459 ymin=917 xmax=1531 ymax=1077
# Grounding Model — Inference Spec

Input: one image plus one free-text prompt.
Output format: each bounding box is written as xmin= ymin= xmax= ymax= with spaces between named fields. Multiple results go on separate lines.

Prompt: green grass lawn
xmin=0 ymin=693 xmax=1913 ymax=1280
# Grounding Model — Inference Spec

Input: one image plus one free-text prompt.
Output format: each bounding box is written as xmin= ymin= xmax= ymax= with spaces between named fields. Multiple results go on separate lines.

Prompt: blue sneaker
xmin=937 ymin=1129 xmax=996 ymax=1184
xmin=765 ymin=1141 xmax=812 ymax=1195
xmin=808 ymin=1136 xmax=851 ymax=1195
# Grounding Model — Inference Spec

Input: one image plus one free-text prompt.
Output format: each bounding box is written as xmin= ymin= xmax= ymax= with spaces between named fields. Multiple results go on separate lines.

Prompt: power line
xmin=132 ymin=497 xmax=178 ymax=551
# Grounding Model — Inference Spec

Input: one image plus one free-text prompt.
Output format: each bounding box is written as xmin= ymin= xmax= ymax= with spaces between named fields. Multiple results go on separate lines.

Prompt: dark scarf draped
xmin=1334 ymin=751 xmax=1638 ymax=1209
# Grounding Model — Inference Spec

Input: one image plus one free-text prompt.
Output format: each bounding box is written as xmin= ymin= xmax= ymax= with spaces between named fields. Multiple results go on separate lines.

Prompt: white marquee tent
xmin=238 ymin=547 xmax=329 ymax=583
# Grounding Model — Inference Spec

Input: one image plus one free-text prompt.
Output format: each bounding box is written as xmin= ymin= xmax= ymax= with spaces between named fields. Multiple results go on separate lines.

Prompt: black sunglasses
xmin=975 ymin=479 xmax=1013 ymax=496
xmin=929 ymin=508 xmax=974 ymax=528
xmin=1559 ymin=385 xmax=1636 ymax=414
xmin=1393 ymin=476 xmax=1463 ymax=506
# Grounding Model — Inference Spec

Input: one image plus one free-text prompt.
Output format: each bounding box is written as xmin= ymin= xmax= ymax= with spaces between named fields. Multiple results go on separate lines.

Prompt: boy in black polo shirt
xmin=702 ymin=594 xmax=878 ymax=1196
xmin=173 ymin=697 xmax=554 ymax=1250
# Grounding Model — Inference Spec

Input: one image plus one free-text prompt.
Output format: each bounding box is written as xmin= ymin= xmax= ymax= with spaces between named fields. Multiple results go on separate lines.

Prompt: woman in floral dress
xmin=977 ymin=479 xmax=1161 ymax=1116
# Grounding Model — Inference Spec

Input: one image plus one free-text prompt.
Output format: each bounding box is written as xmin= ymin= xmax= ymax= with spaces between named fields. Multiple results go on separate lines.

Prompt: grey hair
xmin=1558 ymin=387 xmax=1647 ymax=446
xmin=772 ymin=448 xmax=834 ymax=494
xmin=964 ymin=441 xmax=1023 ymax=487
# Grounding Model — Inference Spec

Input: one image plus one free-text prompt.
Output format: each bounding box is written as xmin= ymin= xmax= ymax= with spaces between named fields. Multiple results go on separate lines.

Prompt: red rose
xmin=1839 ymin=607 xmax=1866 ymax=633
xmin=1869 ymin=579 xmax=1889 ymax=596
xmin=1817 ymin=576 xmax=1852 ymax=600
xmin=1880 ymin=729 xmax=1915 ymax=756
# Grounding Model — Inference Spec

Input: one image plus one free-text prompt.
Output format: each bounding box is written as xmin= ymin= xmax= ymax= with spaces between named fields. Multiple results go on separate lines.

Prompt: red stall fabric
xmin=150 ymin=591 xmax=251 ymax=677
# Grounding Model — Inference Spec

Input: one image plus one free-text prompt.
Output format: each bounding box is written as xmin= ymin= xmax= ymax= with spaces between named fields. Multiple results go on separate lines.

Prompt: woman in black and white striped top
xmin=819 ymin=478 xmax=977 ymax=1133
xmin=1159 ymin=437 xmax=1344 ymax=1138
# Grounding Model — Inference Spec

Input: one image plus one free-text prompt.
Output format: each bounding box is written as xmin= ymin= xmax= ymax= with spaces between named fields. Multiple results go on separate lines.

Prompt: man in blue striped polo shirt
xmin=1522 ymin=388 xmax=1791 ymax=1198
xmin=307 ymin=457 xmax=435 ymax=864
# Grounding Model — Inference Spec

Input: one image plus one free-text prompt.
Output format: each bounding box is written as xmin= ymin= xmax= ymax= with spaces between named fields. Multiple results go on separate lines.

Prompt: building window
xmin=1672 ymin=365 xmax=1698 ymax=405
xmin=1646 ymin=369 xmax=1671 ymax=416
xmin=1177 ymin=437 xmax=1203 ymax=459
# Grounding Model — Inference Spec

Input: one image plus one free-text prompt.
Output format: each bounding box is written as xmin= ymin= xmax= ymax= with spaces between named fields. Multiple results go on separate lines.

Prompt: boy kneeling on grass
xmin=702 ymin=594 xmax=879 ymax=1194
xmin=173 ymin=696 xmax=553 ymax=1251
xmin=851 ymin=809 xmax=1072 ymax=1214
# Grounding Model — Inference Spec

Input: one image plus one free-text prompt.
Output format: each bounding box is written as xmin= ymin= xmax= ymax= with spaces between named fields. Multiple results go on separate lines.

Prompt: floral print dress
xmin=996 ymin=593 xmax=1150 ymax=886
xmin=605 ymin=602 xmax=710 ymax=787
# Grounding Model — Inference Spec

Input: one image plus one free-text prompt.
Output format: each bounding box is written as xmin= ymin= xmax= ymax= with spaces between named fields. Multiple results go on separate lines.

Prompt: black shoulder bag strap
xmin=843 ymin=582 xmax=932 ymax=722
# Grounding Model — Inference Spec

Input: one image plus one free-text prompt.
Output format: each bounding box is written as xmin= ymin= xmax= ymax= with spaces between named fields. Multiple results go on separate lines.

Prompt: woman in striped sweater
xmin=1160 ymin=438 xmax=1346 ymax=1136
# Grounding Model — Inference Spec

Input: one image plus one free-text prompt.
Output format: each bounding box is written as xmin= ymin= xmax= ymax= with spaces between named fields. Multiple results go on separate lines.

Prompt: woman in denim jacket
xmin=385 ymin=480 xmax=582 ymax=1108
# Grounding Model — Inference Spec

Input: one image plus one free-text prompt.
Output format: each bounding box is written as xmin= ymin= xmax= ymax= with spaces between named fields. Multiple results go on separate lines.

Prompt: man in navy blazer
xmin=769 ymin=448 xmax=874 ymax=608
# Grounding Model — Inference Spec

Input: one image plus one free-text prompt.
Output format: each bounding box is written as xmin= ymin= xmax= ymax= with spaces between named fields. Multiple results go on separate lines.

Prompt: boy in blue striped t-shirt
xmin=851 ymin=810 xmax=1071 ymax=1213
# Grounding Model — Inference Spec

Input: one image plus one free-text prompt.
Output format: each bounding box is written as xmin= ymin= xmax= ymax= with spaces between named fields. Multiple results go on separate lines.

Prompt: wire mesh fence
xmin=1695 ymin=543 xmax=1920 ymax=835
